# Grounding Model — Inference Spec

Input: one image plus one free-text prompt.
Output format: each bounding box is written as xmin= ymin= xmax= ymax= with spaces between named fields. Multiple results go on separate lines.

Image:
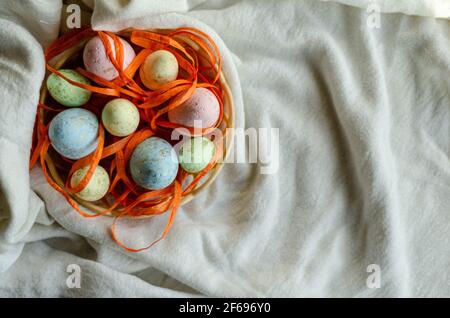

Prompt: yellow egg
xmin=102 ymin=98 xmax=140 ymax=137
xmin=70 ymin=165 xmax=110 ymax=202
xmin=140 ymin=50 xmax=178 ymax=90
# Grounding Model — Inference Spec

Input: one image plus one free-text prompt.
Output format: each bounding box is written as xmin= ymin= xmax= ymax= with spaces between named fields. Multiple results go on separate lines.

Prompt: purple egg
xmin=83 ymin=35 xmax=136 ymax=81
xmin=168 ymin=87 xmax=220 ymax=128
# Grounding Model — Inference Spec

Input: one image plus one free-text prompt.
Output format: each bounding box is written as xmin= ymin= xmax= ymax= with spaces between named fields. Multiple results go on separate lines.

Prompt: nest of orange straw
xmin=30 ymin=26 xmax=233 ymax=252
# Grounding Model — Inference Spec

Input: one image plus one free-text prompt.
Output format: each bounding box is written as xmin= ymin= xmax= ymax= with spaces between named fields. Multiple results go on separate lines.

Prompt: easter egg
xmin=83 ymin=35 xmax=136 ymax=81
xmin=70 ymin=165 xmax=110 ymax=202
xmin=130 ymin=137 xmax=179 ymax=190
xmin=46 ymin=69 xmax=92 ymax=107
xmin=139 ymin=50 xmax=178 ymax=90
xmin=168 ymin=87 xmax=220 ymax=128
xmin=48 ymin=108 xmax=99 ymax=160
xmin=178 ymin=137 xmax=216 ymax=173
xmin=102 ymin=98 xmax=140 ymax=137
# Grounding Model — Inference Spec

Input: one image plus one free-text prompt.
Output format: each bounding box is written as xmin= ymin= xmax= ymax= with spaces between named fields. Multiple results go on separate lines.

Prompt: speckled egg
xmin=70 ymin=165 xmax=110 ymax=201
xmin=46 ymin=69 xmax=92 ymax=107
xmin=102 ymin=98 xmax=140 ymax=137
xmin=139 ymin=50 xmax=178 ymax=90
xmin=48 ymin=108 xmax=99 ymax=160
xmin=178 ymin=137 xmax=216 ymax=174
xmin=168 ymin=87 xmax=220 ymax=128
xmin=83 ymin=35 xmax=136 ymax=81
xmin=130 ymin=137 xmax=179 ymax=190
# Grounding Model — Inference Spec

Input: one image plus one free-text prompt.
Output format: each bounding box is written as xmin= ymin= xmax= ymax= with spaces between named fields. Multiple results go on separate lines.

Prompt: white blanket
xmin=0 ymin=0 xmax=449 ymax=297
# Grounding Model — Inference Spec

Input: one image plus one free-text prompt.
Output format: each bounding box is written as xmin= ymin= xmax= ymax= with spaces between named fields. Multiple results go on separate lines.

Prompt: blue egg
xmin=48 ymin=108 xmax=99 ymax=160
xmin=130 ymin=137 xmax=179 ymax=190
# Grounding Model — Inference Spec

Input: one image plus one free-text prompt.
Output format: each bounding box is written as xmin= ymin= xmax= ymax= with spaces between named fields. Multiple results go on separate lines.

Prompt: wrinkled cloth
xmin=0 ymin=0 xmax=450 ymax=297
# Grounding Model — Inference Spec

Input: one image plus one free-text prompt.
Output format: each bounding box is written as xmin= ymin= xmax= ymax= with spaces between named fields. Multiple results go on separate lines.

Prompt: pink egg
xmin=168 ymin=88 xmax=220 ymax=128
xmin=83 ymin=35 xmax=136 ymax=81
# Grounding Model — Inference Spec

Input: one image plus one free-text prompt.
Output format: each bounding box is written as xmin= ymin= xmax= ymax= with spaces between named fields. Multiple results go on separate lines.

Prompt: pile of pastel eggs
xmin=45 ymin=34 xmax=220 ymax=203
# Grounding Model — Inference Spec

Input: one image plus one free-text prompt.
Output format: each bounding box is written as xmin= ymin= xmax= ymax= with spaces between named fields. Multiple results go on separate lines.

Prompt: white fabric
xmin=0 ymin=0 xmax=450 ymax=297
xmin=323 ymin=0 xmax=450 ymax=19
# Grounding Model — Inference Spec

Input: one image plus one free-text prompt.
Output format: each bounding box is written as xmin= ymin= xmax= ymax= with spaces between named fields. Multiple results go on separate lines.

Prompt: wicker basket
xmin=38 ymin=28 xmax=235 ymax=217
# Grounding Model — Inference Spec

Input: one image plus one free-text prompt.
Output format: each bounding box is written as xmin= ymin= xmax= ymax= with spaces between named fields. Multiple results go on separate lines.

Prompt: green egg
xmin=178 ymin=137 xmax=216 ymax=174
xmin=46 ymin=69 xmax=92 ymax=107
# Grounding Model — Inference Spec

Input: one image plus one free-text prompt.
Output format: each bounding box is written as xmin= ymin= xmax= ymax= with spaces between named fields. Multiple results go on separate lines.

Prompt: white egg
xmin=140 ymin=50 xmax=179 ymax=90
xmin=70 ymin=165 xmax=110 ymax=202
xmin=102 ymin=98 xmax=140 ymax=137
